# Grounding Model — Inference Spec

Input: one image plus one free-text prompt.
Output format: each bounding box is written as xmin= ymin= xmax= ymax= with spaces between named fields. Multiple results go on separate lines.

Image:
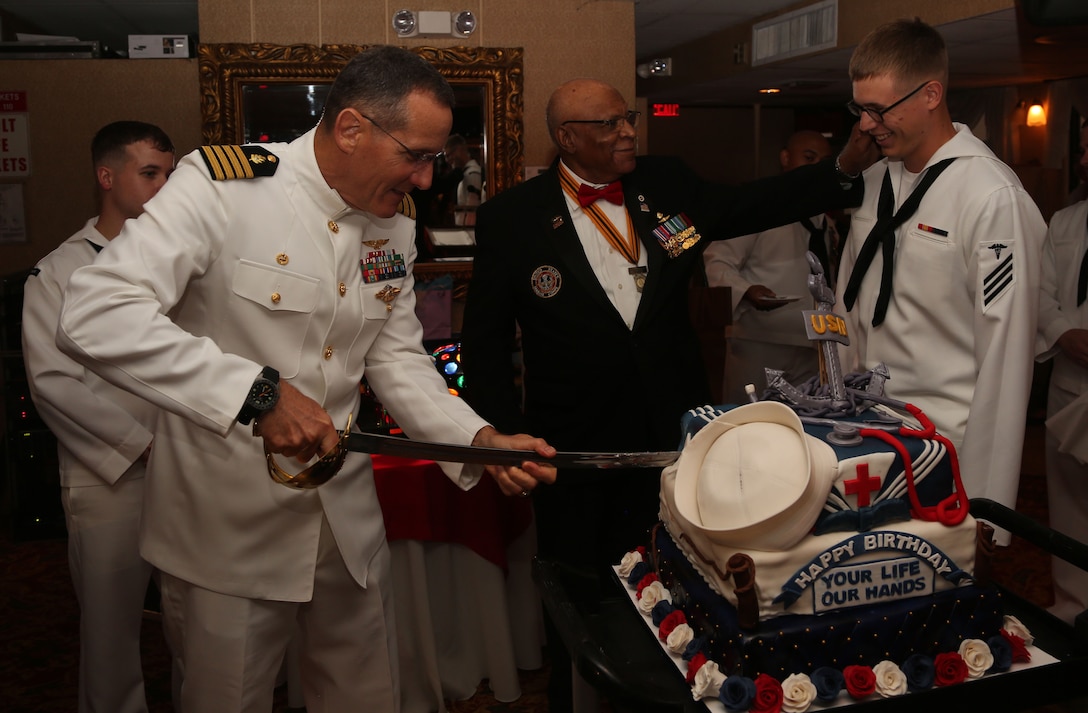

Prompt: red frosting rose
xmin=751 ymin=673 xmax=784 ymax=713
xmin=1000 ymin=629 xmax=1032 ymax=663
xmin=636 ymin=546 xmax=647 ymax=558
xmin=635 ymin=572 xmax=659 ymax=599
xmin=934 ymin=652 xmax=969 ymax=686
xmin=843 ymin=664 xmax=876 ymax=698
xmin=658 ymin=609 xmax=687 ymax=642
xmin=686 ymin=653 xmax=707 ymax=684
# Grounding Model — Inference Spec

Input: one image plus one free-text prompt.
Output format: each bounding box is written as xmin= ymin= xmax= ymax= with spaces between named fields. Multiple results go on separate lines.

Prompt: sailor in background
xmin=22 ymin=120 xmax=175 ymax=713
xmin=1036 ymin=118 xmax=1088 ymax=626
xmin=704 ymin=129 xmax=840 ymax=402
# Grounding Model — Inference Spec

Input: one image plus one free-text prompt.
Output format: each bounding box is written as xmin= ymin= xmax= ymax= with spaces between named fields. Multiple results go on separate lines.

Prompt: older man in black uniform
xmin=460 ymin=77 xmax=877 ymax=710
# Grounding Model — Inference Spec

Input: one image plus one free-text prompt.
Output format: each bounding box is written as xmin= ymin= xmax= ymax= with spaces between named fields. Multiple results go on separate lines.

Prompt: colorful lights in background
xmin=357 ymin=342 xmax=465 ymax=434
xmin=431 ymin=342 xmax=465 ymax=396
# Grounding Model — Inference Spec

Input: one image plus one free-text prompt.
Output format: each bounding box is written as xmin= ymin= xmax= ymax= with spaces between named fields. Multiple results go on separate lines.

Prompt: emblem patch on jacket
xmin=531 ymin=265 xmax=562 ymax=299
xmin=198 ymin=145 xmax=279 ymax=180
xmin=981 ymin=241 xmax=1015 ymax=312
xmin=653 ymin=212 xmax=701 ymax=257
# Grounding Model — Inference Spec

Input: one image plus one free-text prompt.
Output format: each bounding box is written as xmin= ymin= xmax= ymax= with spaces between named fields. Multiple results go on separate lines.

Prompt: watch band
xmin=238 ymin=367 xmax=280 ymax=424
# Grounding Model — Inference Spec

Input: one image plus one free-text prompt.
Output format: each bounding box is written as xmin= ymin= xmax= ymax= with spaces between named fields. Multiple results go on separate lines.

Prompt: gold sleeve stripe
xmin=397 ymin=193 xmax=416 ymax=220
xmin=199 ymin=145 xmax=257 ymax=180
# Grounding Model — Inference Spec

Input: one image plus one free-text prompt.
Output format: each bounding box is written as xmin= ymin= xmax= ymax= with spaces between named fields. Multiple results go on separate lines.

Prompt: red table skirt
xmin=372 ymin=454 xmax=533 ymax=571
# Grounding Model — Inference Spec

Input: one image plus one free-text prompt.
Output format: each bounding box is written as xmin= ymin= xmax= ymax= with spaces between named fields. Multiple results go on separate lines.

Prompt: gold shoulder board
xmin=198 ymin=145 xmax=280 ymax=181
xmin=396 ymin=193 xmax=416 ymax=220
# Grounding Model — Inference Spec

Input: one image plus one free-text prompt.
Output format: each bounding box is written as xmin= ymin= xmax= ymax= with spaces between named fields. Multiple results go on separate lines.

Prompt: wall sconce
xmin=1026 ymin=101 xmax=1047 ymax=127
xmin=392 ymin=9 xmax=477 ymax=38
xmin=636 ymin=58 xmax=672 ymax=79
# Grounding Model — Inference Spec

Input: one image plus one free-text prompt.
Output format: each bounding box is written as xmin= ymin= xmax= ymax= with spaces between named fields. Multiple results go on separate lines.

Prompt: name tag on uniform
xmin=361 ymin=250 xmax=406 ymax=283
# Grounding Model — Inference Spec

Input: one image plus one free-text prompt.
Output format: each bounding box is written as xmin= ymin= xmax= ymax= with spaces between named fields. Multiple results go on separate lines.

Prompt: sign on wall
xmin=0 ymin=90 xmax=30 ymax=178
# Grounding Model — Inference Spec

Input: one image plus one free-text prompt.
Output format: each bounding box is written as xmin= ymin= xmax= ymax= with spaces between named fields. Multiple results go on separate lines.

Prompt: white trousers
xmin=159 ymin=514 xmax=399 ymax=713
xmin=1046 ymin=382 xmax=1088 ymax=625
xmin=62 ymin=472 xmax=152 ymax=713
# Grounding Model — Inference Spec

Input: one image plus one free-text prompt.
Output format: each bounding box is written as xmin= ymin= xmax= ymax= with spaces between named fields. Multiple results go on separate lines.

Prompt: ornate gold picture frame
xmin=197 ymin=43 xmax=524 ymax=199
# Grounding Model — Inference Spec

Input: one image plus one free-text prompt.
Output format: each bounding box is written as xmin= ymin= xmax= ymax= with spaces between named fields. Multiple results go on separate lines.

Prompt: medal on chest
xmin=653 ymin=212 xmax=701 ymax=258
xmin=360 ymin=248 xmax=406 ymax=284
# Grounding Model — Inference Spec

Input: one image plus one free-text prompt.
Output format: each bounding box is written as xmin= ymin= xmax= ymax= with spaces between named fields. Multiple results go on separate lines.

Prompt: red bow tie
xmin=577 ymin=181 xmax=624 ymax=208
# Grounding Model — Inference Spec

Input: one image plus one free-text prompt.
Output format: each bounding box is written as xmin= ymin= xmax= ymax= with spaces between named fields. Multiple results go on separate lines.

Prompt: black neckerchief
xmin=842 ymin=158 xmax=957 ymax=326
xmin=799 ymin=216 xmax=830 ymax=277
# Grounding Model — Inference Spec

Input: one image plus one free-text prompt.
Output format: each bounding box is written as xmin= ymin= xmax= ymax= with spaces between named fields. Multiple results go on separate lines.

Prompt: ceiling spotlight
xmin=453 ymin=11 xmax=477 ymax=37
xmin=392 ymin=9 xmax=417 ymax=37
xmin=636 ymin=58 xmax=672 ymax=79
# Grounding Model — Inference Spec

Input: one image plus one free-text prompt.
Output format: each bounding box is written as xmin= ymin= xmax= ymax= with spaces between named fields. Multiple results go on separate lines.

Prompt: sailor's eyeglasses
xmin=846 ymin=81 xmax=930 ymax=123
xmin=361 ymin=114 xmax=444 ymax=166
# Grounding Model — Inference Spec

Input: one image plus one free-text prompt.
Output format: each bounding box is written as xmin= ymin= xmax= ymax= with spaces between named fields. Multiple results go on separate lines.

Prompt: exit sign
xmin=652 ymin=103 xmax=680 ymax=117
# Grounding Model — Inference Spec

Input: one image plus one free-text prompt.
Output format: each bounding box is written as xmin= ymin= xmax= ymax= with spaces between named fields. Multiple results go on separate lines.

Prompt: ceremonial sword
xmin=344 ymin=432 xmax=680 ymax=468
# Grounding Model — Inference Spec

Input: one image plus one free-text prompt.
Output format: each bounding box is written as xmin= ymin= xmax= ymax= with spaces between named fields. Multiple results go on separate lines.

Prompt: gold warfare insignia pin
xmin=375 ymin=285 xmax=401 ymax=312
xmin=363 ymin=239 xmax=390 ymax=249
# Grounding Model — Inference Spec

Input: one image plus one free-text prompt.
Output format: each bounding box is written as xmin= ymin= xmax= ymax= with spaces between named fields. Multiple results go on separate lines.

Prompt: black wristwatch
xmin=237 ymin=366 xmax=280 ymax=425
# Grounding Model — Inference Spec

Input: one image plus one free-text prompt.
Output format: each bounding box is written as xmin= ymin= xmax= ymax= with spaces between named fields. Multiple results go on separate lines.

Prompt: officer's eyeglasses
xmin=361 ymin=114 xmax=444 ymax=166
xmin=562 ymin=110 xmax=641 ymax=132
xmin=846 ymin=81 xmax=930 ymax=124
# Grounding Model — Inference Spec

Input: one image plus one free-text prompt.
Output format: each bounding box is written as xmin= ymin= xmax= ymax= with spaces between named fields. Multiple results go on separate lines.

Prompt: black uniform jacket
xmin=461 ymin=155 xmax=861 ymax=455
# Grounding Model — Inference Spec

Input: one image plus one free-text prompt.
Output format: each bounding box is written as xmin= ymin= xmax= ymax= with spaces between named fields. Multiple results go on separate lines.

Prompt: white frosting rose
xmin=665 ymin=622 xmax=695 ymax=653
xmin=781 ymin=672 xmax=817 ymax=712
xmin=1003 ymin=615 xmax=1034 ymax=646
xmin=872 ymin=660 xmax=907 ymax=697
xmin=637 ymin=581 xmax=670 ymax=614
xmin=617 ymin=550 xmax=643 ymax=577
xmin=958 ymin=638 xmax=995 ymax=679
xmin=691 ymin=660 xmax=726 ymax=700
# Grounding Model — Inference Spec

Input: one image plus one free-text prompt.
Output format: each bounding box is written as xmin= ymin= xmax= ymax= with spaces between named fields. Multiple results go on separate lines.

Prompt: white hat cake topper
xmin=672 ymin=401 xmax=838 ymax=551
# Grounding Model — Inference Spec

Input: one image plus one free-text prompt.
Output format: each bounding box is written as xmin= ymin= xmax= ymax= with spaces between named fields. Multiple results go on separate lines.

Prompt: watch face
xmin=250 ymin=380 xmax=278 ymax=409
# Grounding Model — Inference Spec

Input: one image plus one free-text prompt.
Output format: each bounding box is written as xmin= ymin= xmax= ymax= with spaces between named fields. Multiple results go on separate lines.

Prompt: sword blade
xmin=344 ymin=432 xmax=679 ymax=469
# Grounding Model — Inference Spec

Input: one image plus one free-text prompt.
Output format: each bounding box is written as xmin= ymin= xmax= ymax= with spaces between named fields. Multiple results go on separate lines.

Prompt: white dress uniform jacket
xmin=703 ymin=218 xmax=827 ymax=347
xmin=23 ymin=219 xmax=155 ymax=487
xmin=58 ymin=129 xmax=488 ymax=602
xmin=1038 ymin=199 xmax=1088 ymax=397
xmin=836 ymin=123 xmax=1046 ymax=526
xmin=1036 ymin=198 xmax=1088 ymax=623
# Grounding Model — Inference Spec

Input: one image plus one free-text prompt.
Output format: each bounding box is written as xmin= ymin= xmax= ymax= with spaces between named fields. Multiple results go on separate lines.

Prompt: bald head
xmin=546 ymin=79 xmax=624 ymax=137
xmin=779 ymin=130 xmax=832 ymax=173
xmin=545 ymin=78 xmax=637 ymax=183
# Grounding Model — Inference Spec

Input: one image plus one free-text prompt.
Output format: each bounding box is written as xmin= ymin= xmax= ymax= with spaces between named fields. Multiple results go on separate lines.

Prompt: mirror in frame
xmin=198 ymin=43 xmax=524 ymax=212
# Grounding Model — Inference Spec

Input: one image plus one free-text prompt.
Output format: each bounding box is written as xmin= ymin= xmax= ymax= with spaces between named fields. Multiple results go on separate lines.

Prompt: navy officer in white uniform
xmin=57 ymin=46 xmax=555 ymax=713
